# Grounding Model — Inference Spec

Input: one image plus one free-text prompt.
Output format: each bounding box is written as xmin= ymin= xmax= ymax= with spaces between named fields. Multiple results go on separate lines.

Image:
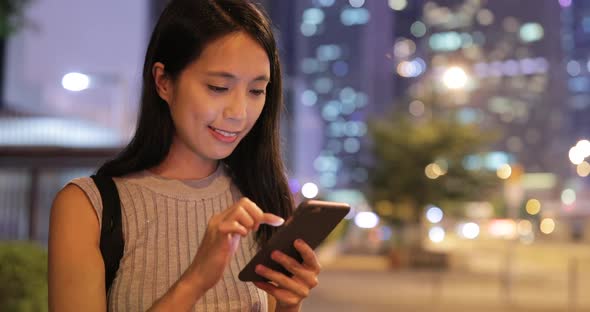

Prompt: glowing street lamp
xmin=61 ymin=72 xmax=90 ymax=91
xmin=61 ymin=71 xmax=131 ymax=138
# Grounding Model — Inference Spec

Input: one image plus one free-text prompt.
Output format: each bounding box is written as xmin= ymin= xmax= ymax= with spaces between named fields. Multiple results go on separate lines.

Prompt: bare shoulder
xmin=48 ymin=184 xmax=106 ymax=311
xmin=51 ymin=184 xmax=101 ymax=239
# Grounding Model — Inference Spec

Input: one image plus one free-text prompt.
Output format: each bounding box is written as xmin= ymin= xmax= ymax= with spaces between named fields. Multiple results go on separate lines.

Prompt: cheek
xmin=248 ymin=103 xmax=266 ymax=126
xmin=175 ymin=94 xmax=216 ymax=125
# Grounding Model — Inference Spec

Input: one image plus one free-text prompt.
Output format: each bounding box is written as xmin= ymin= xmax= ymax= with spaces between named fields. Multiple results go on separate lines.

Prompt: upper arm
xmin=48 ymin=184 xmax=106 ymax=312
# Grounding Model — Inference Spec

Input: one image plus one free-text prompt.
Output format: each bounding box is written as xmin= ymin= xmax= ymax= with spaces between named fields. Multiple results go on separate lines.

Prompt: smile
xmin=210 ymin=126 xmax=238 ymax=137
xmin=208 ymin=126 xmax=239 ymax=143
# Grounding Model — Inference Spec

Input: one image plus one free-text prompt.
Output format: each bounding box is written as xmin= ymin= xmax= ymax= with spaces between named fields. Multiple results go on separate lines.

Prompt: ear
xmin=152 ymin=62 xmax=173 ymax=104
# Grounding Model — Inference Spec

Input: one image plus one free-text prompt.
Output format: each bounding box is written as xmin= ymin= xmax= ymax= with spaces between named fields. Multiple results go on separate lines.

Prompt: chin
xmin=210 ymin=147 xmax=237 ymax=160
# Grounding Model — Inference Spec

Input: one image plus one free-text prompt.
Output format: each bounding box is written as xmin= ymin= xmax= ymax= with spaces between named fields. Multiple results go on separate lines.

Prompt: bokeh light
xmin=397 ymin=58 xmax=426 ymax=78
xmin=425 ymin=163 xmax=441 ymax=179
xmin=519 ymin=23 xmax=544 ymax=42
xmin=301 ymin=182 xmax=319 ymax=199
xmin=300 ymin=23 xmax=317 ymax=36
xmin=355 ymin=211 xmax=379 ymax=229
xmin=561 ymin=189 xmax=576 ymax=205
xmin=303 ymin=8 xmax=325 ymax=25
xmin=394 ymin=39 xmax=416 ymax=58
xmin=517 ymin=220 xmax=533 ymax=236
xmin=317 ymin=44 xmax=342 ymax=61
xmin=348 ymin=0 xmax=365 ymax=8
xmin=429 ymin=32 xmax=463 ymax=51
xmin=577 ymin=161 xmax=590 ymax=177
xmin=525 ymin=199 xmax=541 ymax=215
xmin=488 ymin=219 xmax=516 ymax=238
xmin=567 ymin=60 xmax=581 ymax=76
xmin=340 ymin=8 xmax=370 ymax=26
xmin=317 ymin=0 xmax=335 ymax=6
xmin=409 ymin=100 xmax=425 ymax=117
xmin=569 ymin=146 xmax=585 ymax=165
xmin=301 ymin=90 xmax=318 ymax=106
xmin=476 ymin=9 xmax=494 ymax=26
xmin=429 ymin=226 xmax=445 ymax=243
xmin=460 ymin=222 xmax=480 ymax=239
xmin=343 ymin=138 xmax=361 ymax=153
xmin=410 ymin=21 xmax=427 ymax=37
xmin=496 ymin=164 xmax=512 ymax=179
xmin=442 ymin=66 xmax=468 ymax=89
xmin=388 ymin=0 xmax=407 ymax=11
xmin=576 ymin=140 xmax=590 ymax=156
xmin=426 ymin=206 xmax=443 ymax=223
xmin=540 ymin=218 xmax=555 ymax=234
xmin=559 ymin=0 xmax=572 ymax=8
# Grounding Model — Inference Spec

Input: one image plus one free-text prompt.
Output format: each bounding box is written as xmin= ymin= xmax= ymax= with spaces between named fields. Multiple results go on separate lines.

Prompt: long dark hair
xmin=97 ymin=0 xmax=293 ymax=245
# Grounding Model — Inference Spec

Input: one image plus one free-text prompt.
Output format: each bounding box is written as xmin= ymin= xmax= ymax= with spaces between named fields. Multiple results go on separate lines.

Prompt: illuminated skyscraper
xmin=266 ymin=0 xmax=397 ymax=192
xmin=265 ymin=0 xmax=572 ymax=193
xmin=401 ymin=0 xmax=569 ymax=176
xmin=561 ymin=0 xmax=590 ymax=142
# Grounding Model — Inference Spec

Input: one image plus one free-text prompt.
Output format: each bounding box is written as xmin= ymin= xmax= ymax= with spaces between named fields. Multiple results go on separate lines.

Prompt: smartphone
xmin=238 ymin=199 xmax=350 ymax=282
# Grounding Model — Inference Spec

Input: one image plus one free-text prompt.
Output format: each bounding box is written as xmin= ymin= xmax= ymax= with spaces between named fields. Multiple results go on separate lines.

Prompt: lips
xmin=208 ymin=126 xmax=240 ymax=143
xmin=210 ymin=126 xmax=238 ymax=137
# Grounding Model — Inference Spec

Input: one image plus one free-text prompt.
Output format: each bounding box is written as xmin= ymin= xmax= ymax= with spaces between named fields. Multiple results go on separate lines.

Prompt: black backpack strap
xmin=90 ymin=175 xmax=124 ymax=296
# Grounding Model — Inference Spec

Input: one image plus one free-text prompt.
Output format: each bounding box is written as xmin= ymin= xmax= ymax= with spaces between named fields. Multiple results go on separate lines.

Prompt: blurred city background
xmin=1 ymin=0 xmax=589 ymax=311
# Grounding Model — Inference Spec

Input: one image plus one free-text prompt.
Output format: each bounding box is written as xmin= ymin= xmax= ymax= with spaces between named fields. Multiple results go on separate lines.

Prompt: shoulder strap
xmin=90 ymin=175 xmax=124 ymax=296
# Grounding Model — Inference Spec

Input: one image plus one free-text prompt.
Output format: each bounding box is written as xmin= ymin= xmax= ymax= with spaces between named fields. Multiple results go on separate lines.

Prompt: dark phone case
xmin=238 ymin=200 xmax=350 ymax=282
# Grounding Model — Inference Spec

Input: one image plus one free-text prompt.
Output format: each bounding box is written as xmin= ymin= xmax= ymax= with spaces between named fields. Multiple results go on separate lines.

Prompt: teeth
xmin=213 ymin=128 xmax=237 ymax=137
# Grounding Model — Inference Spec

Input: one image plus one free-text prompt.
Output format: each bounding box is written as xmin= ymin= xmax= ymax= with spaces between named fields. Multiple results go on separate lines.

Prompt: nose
xmin=223 ymin=89 xmax=247 ymax=121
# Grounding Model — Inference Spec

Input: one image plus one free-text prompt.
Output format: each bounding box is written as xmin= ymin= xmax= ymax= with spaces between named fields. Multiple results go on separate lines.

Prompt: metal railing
xmin=0 ymin=146 xmax=121 ymax=242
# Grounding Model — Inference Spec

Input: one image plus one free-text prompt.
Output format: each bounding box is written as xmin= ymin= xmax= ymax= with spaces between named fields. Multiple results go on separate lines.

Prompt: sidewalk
xmin=303 ymin=268 xmax=587 ymax=312
xmin=316 ymin=242 xmax=390 ymax=271
xmin=309 ymin=244 xmax=590 ymax=312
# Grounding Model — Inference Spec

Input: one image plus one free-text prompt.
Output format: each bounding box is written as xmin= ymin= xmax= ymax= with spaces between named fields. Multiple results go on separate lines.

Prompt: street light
xmin=60 ymin=71 xmax=131 ymax=139
xmin=61 ymin=72 xmax=90 ymax=91
xmin=442 ymin=66 xmax=469 ymax=90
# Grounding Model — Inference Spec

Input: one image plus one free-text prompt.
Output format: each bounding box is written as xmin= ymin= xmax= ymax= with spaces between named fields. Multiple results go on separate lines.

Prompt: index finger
xmin=294 ymin=239 xmax=321 ymax=273
xmin=237 ymin=198 xmax=284 ymax=228
xmin=260 ymin=213 xmax=285 ymax=227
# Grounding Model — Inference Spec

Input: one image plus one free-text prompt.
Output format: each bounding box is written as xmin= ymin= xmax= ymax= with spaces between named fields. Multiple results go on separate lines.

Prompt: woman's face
xmin=155 ymin=31 xmax=270 ymax=164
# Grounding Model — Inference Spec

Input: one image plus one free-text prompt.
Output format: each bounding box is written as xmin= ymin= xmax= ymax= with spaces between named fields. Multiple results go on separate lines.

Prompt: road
xmin=301 ymin=240 xmax=590 ymax=312
xmin=302 ymin=268 xmax=589 ymax=312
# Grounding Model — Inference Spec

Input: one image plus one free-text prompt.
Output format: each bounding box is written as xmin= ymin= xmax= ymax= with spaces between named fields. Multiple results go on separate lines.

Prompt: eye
xmin=250 ymin=89 xmax=266 ymax=96
xmin=207 ymin=85 xmax=228 ymax=93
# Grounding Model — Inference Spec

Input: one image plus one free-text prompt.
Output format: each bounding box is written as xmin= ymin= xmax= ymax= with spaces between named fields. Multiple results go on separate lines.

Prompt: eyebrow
xmin=206 ymin=71 xmax=270 ymax=82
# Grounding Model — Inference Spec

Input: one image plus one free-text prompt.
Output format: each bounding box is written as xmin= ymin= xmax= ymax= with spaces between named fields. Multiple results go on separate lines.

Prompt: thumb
xmin=260 ymin=213 xmax=285 ymax=227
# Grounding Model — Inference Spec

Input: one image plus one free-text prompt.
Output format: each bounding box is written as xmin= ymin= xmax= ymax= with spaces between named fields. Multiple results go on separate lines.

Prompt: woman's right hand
xmin=187 ymin=197 xmax=284 ymax=292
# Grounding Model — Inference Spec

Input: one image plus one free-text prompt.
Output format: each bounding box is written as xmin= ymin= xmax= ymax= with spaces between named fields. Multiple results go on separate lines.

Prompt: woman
xmin=48 ymin=1 xmax=320 ymax=311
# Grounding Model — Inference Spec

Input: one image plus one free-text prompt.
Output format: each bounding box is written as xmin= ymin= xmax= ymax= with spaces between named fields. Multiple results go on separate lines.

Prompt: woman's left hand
xmin=253 ymin=239 xmax=321 ymax=311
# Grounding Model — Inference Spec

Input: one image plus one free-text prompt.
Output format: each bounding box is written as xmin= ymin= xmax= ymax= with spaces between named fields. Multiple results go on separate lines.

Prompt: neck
xmin=150 ymin=137 xmax=218 ymax=180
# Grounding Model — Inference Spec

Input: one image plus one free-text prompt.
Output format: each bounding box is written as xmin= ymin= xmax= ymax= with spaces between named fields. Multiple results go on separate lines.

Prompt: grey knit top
xmin=69 ymin=164 xmax=267 ymax=312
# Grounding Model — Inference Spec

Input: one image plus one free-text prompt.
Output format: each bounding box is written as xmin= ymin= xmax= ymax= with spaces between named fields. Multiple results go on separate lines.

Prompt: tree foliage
xmin=0 ymin=242 xmax=48 ymax=312
xmin=0 ymin=0 xmax=33 ymax=38
xmin=367 ymin=110 xmax=501 ymax=224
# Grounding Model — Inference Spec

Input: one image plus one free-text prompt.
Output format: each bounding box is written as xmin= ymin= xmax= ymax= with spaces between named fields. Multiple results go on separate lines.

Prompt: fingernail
xmin=255 ymin=265 xmax=264 ymax=272
xmin=273 ymin=218 xmax=285 ymax=226
xmin=271 ymin=250 xmax=282 ymax=259
xmin=295 ymin=239 xmax=303 ymax=245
